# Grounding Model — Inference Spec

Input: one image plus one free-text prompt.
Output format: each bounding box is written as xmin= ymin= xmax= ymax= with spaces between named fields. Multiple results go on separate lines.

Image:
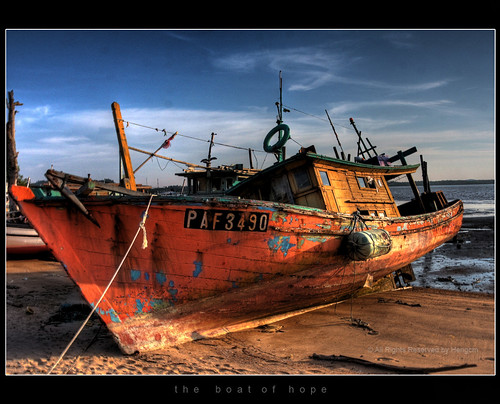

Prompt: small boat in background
xmin=6 ymin=220 xmax=49 ymax=255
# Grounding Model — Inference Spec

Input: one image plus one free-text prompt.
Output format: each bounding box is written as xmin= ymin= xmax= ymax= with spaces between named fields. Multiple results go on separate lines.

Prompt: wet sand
xmin=6 ymin=216 xmax=494 ymax=377
xmin=412 ymin=215 xmax=495 ymax=293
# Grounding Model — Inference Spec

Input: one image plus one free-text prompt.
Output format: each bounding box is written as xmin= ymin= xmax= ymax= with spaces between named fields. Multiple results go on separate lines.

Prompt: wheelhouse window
xmin=293 ymin=169 xmax=312 ymax=191
xmin=319 ymin=170 xmax=331 ymax=186
xmin=357 ymin=176 xmax=377 ymax=189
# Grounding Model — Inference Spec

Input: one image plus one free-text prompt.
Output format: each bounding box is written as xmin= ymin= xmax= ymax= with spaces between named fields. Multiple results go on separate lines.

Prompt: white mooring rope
xmin=47 ymin=194 xmax=155 ymax=374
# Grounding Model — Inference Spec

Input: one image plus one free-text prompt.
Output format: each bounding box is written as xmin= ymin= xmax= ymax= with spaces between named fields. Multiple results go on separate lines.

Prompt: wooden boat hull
xmin=10 ymin=185 xmax=463 ymax=353
xmin=6 ymin=224 xmax=49 ymax=255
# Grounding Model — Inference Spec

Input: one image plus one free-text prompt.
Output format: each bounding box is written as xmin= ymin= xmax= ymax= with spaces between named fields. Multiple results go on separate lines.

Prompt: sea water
xmin=390 ymin=183 xmax=495 ymax=293
xmin=390 ymin=183 xmax=495 ymax=217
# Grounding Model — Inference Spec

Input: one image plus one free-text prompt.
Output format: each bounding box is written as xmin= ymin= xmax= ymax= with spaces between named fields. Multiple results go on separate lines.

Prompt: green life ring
xmin=263 ymin=124 xmax=290 ymax=153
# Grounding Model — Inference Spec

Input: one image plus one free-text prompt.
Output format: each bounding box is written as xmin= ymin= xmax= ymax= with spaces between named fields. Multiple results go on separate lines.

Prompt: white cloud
xmin=14 ymin=106 xmax=281 ymax=183
xmin=335 ymin=78 xmax=450 ymax=92
xmin=213 ymin=46 xmax=450 ymax=94
xmin=38 ymin=135 xmax=91 ymax=144
xmin=383 ymin=32 xmax=417 ymax=49
xmin=327 ymin=99 xmax=455 ymax=116
xmin=14 ymin=103 xmax=494 ymax=184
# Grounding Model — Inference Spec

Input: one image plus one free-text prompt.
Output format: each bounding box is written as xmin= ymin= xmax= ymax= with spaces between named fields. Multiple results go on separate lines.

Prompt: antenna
xmin=276 ymin=71 xmax=283 ymax=124
xmin=325 ymin=109 xmax=345 ymax=159
xmin=201 ymin=132 xmax=217 ymax=168
xmin=272 ymin=71 xmax=289 ymax=162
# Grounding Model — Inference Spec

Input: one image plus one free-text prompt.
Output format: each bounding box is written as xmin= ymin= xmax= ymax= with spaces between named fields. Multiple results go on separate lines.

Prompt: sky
xmin=5 ymin=29 xmax=495 ymax=186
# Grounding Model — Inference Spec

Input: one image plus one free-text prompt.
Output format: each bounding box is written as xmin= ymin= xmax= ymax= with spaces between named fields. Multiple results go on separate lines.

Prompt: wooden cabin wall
xmin=231 ymin=157 xmax=400 ymax=217
xmin=314 ymin=163 xmax=400 ymax=217
xmin=287 ymin=164 xmax=326 ymax=209
xmin=234 ymin=159 xmax=326 ymax=210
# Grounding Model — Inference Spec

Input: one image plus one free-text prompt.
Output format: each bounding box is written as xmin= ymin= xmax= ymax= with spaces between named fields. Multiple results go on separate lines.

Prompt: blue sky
xmin=6 ymin=29 xmax=495 ymax=185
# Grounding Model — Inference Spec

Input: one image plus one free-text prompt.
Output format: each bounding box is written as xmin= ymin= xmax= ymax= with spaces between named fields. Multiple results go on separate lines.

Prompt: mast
xmin=112 ymin=102 xmax=137 ymax=191
xmin=325 ymin=109 xmax=345 ymax=160
xmin=277 ymin=71 xmax=283 ymax=124
xmin=201 ymin=132 xmax=217 ymax=168
xmin=273 ymin=71 xmax=288 ymax=162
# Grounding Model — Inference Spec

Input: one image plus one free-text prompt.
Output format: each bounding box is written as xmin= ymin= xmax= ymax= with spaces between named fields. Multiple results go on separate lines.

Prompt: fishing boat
xmin=9 ymin=91 xmax=463 ymax=354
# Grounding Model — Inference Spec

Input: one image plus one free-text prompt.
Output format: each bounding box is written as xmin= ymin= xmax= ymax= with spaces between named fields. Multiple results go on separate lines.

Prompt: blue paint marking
xmin=267 ymin=236 xmax=296 ymax=257
xmin=144 ymin=272 xmax=150 ymax=281
xmin=168 ymin=280 xmax=178 ymax=301
xmin=168 ymin=289 xmax=178 ymax=300
xmin=256 ymin=206 xmax=275 ymax=211
xmin=193 ymin=260 xmax=203 ymax=277
xmin=135 ymin=299 xmax=145 ymax=313
xmin=91 ymin=303 xmax=122 ymax=323
xmin=155 ymin=272 xmax=167 ymax=285
xmin=303 ymin=235 xmax=328 ymax=243
xmin=150 ymin=299 xmax=164 ymax=308
xmin=109 ymin=309 xmax=121 ymax=323
xmin=130 ymin=269 xmax=141 ymax=281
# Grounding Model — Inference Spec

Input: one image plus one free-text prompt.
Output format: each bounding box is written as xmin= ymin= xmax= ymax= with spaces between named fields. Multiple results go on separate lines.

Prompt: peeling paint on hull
xmin=10 ymin=186 xmax=463 ymax=354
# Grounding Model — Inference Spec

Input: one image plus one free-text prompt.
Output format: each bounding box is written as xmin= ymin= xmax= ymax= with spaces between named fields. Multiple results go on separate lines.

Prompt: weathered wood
xmin=112 ymin=102 xmax=137 ymax=191
xmin=45 ymin=169 xmax=147 ymax=197
xmin=45 ymin=172 xmax=101 ymax=227
xmin=333 ymin=146 xmax=340 ymax=159
xmin=129 ymin=146 xmax=207 ymax=169
xmin=75 ymin=177 xmax=96 ymax=196
xmin=398 ymin=151 xmax=425 ymax=213
xmin=325 ymin=109 xmax=344 ymax=157
xmin=349 ymin=118 xmax=378 ymax=159
xmin=387 ymin=146 xmax=417 ymax=164
xmin=420 ymin=154 xmax=431 ymax=193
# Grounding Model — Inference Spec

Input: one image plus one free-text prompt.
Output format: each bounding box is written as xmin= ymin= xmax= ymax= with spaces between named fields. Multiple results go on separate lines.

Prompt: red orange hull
xmin=10 ymin=185 xmax=463 ymax=353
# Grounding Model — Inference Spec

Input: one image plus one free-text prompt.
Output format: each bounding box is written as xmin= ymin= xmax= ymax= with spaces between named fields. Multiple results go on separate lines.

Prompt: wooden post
xmin=325 ymin=109 xmax=345 ymax=157
xmin=6 ymin=91 xmax=23 ymax=211
xmin=333 ymin=146 xmax=340 ymax=159
xmin=111 ymin=102 xmax=136 ymax=191
xmin=398 ymin=151 xmax=425 ymax=213
xmin=350 ymin=118 xmax=373 ymax=159
xmin=420 ymin=155 xmax=431 ymax=193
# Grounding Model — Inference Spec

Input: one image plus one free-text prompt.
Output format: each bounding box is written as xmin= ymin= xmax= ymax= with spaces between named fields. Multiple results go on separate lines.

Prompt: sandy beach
xmin=6 ymin=216 xmax=495 ymax=378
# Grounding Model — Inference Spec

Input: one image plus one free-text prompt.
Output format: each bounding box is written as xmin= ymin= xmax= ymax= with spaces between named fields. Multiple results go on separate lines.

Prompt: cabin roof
xmin=175 ymin=166 xmax=259 ymax=178
xmin=226 ymin=151 xmax=419 ymax=195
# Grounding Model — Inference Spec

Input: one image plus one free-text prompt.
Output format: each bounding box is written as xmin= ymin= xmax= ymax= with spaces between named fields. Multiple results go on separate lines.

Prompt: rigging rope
xmin=120 ymin=119 xmax=266 ymax=153
xmin=283 ymin=105 xmax=354 ymax=131
xmin=47 ymin=194 xmax=156 ymax=374
xmin=118 ymin=105 xmax=345 ymax=164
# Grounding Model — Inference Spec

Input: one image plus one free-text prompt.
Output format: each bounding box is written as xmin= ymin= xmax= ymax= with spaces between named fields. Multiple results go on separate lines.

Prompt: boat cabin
xmin=227 ymin=151 xmax=420 ymax=218
xmin=176 ymin=164 xmax=260 ymax=195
